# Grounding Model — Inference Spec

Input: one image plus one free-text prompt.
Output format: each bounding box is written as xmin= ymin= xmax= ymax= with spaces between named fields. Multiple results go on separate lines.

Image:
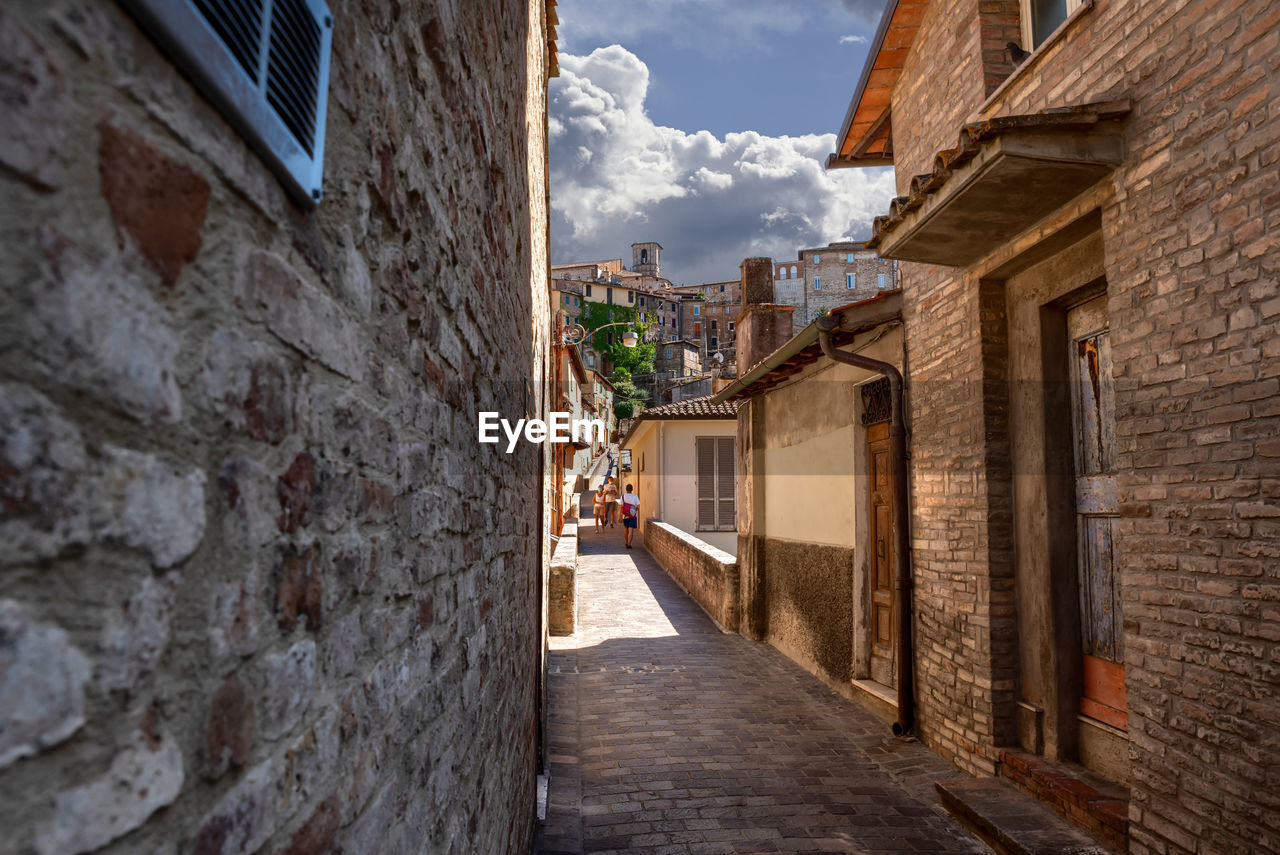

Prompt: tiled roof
xmin=637 ymin=395 xmax=740 ymax=419
xmin=867 ymin=100 xmax=1131 ymax=250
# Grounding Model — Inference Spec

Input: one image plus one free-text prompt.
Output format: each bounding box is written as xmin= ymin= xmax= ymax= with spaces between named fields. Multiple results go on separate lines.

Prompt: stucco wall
xmin=0 ymin=2 xmax=550 ymax=853
xmin=760 ymin=333 xmax=901 ymax=547
xmin=747 ymin=328 xmax=903 ymax=693
xmin=658 ymin=420 xmax=739 ymax=556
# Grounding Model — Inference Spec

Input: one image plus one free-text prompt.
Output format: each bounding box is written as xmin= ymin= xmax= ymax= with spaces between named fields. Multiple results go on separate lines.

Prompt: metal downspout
xmin=816 ymin=314 xmax=915 ymax=737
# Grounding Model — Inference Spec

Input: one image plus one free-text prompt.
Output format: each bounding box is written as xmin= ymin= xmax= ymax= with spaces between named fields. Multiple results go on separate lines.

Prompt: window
xmin=607 ymin=288 xmax=614 ymax=304
xmin=847 ymin=273 xmax=856 ymax=289
xmin=120 ymin=0 xmax=334 ymax=206
xmin=585 ymin=284 xmax=592 ymax=297
xmin=711 ymin=320 xmax=718 ymax=330
xmin=696 ymin=436 xmax=736 ymax=531
xmin=719 ymin=285 xmax=725 ymax=292
xmin=665 ymin=346 xmax=673 ymax=359
xmin=729 ymin=321 xmax=735 ymax=331
xmin=1024 ymin=0 xmax=1081 ymax=48
xmin=878 ymin=273 xmax=887 ymax=289
xmin=790 ymin=265 xmax=797 ymax=278
xmin=575 ymin=297 xmax=580 ymax=306
xmin=779 ymin=267 xmax=787 ymax=280
xmin=813 ymin=277 xmax=821 ymax=290
xmin=693 ymin=306 xmax=701 ymax=316
xmin=813 ymin=254 xmax=820 ymax=264
xmin=710 ymin=336 xmax=718 ymax=349
xmin=847 ymin=253 xmax=856 ymax=262
xmin=607 ymin=333 xmax=614 ymax=345
xmin=628 ymin=291 xmax=634 ymax=303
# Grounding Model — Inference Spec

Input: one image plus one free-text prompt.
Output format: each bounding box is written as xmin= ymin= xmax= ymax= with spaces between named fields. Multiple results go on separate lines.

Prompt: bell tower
xmin=631 ymin=241 xmax=662 ymax=276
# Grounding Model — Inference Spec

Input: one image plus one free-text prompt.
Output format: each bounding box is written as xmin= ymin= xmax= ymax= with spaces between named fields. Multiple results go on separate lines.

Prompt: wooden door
xmin=1067 ymin=297 xmax=1127 ymax=730
xmin=867 ymin=422 xmax=895 ymax=687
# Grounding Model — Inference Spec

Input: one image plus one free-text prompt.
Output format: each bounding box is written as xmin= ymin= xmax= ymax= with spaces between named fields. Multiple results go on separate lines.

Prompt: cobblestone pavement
xmin=536 ymin=511 xmax=988 ymax=855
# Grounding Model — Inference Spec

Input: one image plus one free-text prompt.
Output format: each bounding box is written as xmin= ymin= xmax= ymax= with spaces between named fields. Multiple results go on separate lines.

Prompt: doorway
xmin=867 ymin=420 xmax=895 ymax=688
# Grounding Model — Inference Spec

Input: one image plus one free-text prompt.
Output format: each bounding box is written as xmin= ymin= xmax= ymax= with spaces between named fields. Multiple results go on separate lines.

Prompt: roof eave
xmin=832 ymin=0 xmax=901 ymax=162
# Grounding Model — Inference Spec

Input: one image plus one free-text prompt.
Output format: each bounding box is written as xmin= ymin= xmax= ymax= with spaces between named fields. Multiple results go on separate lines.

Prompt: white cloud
xmin=550 ymin=46 xmax=895 ymax=284
xmin=840 ymin=34 xmax=868 ymax=44
xmin=558 ymin=0 xmax=886 ymax=54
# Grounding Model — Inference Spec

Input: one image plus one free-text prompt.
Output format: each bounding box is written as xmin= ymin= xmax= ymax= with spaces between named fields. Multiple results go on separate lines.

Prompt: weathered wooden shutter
xmin=716 ymin=437 xmax=735 ymax=530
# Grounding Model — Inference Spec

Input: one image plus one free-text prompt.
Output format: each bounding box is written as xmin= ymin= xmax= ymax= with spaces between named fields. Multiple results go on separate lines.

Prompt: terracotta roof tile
xmin=637 ymin=394 xmax=740 ymax=419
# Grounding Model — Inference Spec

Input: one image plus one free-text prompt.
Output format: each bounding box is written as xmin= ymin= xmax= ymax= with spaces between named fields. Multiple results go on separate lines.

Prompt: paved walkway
xmin=536 ymin=505 xmax=987 ymax=855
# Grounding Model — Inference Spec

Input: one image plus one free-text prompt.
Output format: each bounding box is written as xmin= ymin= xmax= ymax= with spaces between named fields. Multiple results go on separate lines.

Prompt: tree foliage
xmin=608 ymin=365 xmax=648 ymax=419
xmin=578 ymin=301 xmax=655 ymax=378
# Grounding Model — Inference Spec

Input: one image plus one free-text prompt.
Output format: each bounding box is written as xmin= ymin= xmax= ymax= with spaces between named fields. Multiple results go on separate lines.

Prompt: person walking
xmin=620 ymin=484 xmax=640 ymax=549
xmin=591 ymin=482 xmax=607 ymax=533
xmin=602 ymin=476 xmax=619 ymax=528
xmin=619 ymin=483 xmax=640 ymax=550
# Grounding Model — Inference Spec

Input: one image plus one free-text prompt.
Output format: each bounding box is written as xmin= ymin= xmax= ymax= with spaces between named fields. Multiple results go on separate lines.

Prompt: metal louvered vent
xmin=121 ymin=0 xmax=332 ymax=207
xmin=192 ymin=0 xmax=264 ymax=83
xmin=266 ymin=0 xmax=322 ymax=155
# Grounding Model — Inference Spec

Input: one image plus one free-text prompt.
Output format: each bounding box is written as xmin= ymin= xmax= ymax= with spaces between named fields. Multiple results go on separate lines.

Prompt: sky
xmin=549 ymin=0 xmax=897 ymax=286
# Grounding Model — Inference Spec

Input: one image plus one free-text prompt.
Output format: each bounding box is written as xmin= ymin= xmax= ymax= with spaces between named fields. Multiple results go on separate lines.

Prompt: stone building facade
xmin=0 ymin=2 xmax=555 ymax=853
xmin=772 ymin=242 xmax=898 ymax=326
xmin=823 ymin=0 xmax=1280 ymax=852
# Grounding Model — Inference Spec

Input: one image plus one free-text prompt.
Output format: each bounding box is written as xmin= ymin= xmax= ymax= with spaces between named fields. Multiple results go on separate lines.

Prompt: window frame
xmin=695 ymin=435 xmax=737 ymax=532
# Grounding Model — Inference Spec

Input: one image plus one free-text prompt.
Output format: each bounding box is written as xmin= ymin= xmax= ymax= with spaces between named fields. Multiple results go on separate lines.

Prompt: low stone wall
xmin=643 ymin=521 xmax=739 ymax=632
xmin=549 ymin=520 xmax=578 ymax=636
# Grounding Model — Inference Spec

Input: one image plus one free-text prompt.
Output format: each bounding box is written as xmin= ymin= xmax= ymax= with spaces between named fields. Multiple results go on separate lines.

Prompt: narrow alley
xmin=536 ymin=488 xmax=986 ymax=855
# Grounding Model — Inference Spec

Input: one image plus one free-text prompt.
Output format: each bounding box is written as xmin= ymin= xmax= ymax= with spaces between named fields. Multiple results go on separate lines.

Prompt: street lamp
xmin=559 ymin=313 xmax=640 ymax=348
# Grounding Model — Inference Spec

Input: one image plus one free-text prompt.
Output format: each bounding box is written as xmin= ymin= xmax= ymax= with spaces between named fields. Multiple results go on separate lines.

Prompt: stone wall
xmin=548 ymin=521 xmax=578 ymax=636
xmin=774 ymin=246 xmax=898 ymax=327
xmin=0 ymin=1 xmax=551 ymax=853
xmin=886 ymin=0 xmax=1280 ymax=851
xmin=644 ymin=521 xmax=739 ymax=632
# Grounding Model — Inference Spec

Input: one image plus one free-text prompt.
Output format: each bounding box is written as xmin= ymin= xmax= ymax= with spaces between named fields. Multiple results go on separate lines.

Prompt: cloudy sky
xmin=550 ymin=0 xmax=897 ymax=285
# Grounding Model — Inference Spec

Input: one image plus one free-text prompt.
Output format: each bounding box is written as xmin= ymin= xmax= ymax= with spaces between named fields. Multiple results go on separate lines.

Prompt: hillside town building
xmin=772 ymin=242 xmax=900 ymax=326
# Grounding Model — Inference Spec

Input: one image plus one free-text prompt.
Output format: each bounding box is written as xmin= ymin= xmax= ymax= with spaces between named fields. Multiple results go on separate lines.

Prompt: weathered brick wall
xmin=892 ymin=0 xmax=987 ymax=197
xmin=900 ymin=262 xmax=1012 ymax=776
xmin=644 ymin=521 xmax=740 ymax=632
xmin=891 ymin=0 xmax=1279 ymax=851
xmin=0 ymin=1 xmax=551 ymax=853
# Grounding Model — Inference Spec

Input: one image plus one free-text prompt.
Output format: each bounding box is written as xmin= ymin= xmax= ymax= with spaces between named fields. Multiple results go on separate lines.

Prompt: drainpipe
xmin=816 ymin=313 xmax=915 ymax=737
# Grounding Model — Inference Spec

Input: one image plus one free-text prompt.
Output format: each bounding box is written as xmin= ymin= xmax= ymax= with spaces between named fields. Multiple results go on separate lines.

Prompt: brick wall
xmin=886 ymin=0 xmax=1280 ymax=850
xmin=644 ymin=521 xmax=740 ymax=632
xmin=0 ymin=1 xmax=551 ymax=853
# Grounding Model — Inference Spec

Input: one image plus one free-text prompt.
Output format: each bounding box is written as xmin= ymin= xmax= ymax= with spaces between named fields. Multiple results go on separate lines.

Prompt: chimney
xmin=735 ymin=257 xmax=794 ymax=373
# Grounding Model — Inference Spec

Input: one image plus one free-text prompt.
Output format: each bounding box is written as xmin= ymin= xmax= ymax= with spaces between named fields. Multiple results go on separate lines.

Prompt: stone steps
xmin=936 ymin=777 xmax=1114 ymax=855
